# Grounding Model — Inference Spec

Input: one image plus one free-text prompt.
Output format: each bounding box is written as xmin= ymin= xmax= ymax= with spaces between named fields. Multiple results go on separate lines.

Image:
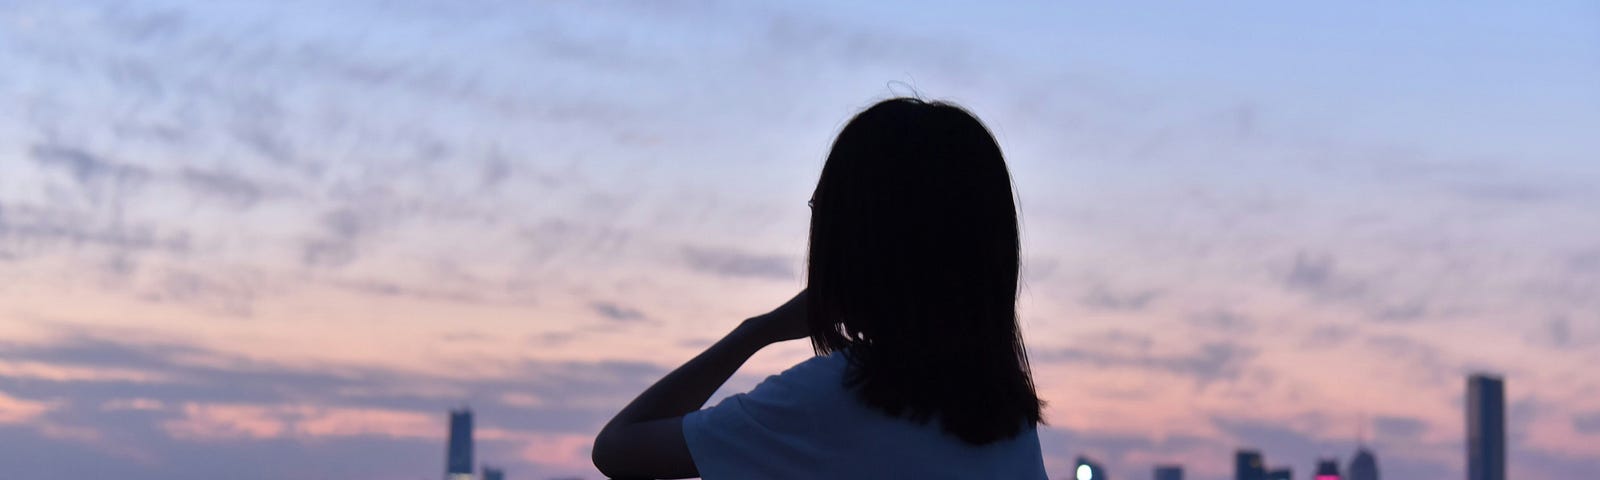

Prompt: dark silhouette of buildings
xmin=1347 ymin=445 xmax=1378 ymax=480
xmin=446 ymin=408 xmax=474 ymax=480
xmin=1468 ymin=374 xmax=1506 ymax=480
xmin=1154 ymin=464 xmax=1183 ymax=480
xmin=1314 ymin=457 xmax=1340 ymax=480
xmin=1233 ymin=450 xmax=1295 ymax=480
xmin=1076 ymin=455 xmax=1108 ymax=480
xmin=1235 ymin=450 xmax=1265 ymax=480
xmin=481 ymin=466 xmax=504 ymax=480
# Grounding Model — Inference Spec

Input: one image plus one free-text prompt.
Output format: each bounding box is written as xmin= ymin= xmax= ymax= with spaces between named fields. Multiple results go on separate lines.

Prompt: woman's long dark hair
xmin=806 ymin=97 xmax=1044 ymax=445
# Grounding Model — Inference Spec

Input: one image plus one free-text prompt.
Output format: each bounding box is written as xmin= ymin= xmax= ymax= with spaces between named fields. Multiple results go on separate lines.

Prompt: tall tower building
xmin=1314 ymin=457 xmax=1341 ymax=480
xmin=1347 ymin=445 xmax=1379 ymax=480
xmin=1467 ymin=374 xmax=1506 ymax=480
xmin=481 ymin=466 xmax=504 ymax=480
xmin=1235 ymin=450 xmax=1265 ymax=480
xmin=1075 ymin=456 xmax=1107 ymax=480
xmin=1265 ymin=468 xmax=1292 ymax=480
xmin=1154 ymin=465 xmax=1183 ymax=480
xmin=446 ymin=408 xmax=474 ymax=480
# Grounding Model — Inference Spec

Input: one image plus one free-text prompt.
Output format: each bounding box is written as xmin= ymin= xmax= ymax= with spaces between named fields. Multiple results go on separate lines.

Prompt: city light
xmin=1076 ymin=464 xmax=1094 ymax=480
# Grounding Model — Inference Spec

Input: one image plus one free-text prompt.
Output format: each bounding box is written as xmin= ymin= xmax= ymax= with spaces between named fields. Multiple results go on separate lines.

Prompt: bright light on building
xmin=1077 ymin=464 xmax=1094 ymax=480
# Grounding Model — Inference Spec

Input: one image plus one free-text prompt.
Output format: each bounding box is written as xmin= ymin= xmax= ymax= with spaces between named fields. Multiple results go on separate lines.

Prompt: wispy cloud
xmin=681 ymin=245 xmax=796 ymax=280
xmin=1186 ymin=308 xmax=1256 ymax=334
xmin=177 ymin=168 xmax=266 ymax=209
xmin=589 ymin=301 xmax=647 ymax=323
xmin=1373 ymin=414 xmax=1429 ymax=441
xmin=1035 ymin=341 xmax=1257 ymax=386
xmin=0 ymin=201 xmax=192 ymax=259
xmin=30 ymin=143 xmax=151 ymax=186
xmin=0 ymin=331 xmax=708 ymax=477
xmin=1573 ymin=412 xmax=1600 ymax=435
xmin=1080 ymin=283 xmax=1163 ymax=311
xmin=1283 ymin=251 xmax=1366 ymax=300
xmin=0 ymin=390 xmax=53 ymax=424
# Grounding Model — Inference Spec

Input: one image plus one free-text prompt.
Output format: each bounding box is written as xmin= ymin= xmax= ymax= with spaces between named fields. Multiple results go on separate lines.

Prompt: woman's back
xmin=684 ymin=352 xmax=1048 ymax=479
xmin=592 ymin=98 xmax=1046 ymax=480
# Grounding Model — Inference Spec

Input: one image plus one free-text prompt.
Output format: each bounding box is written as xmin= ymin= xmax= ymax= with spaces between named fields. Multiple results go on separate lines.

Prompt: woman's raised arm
xmin=591 ymin=291 xmax=808 ymax=479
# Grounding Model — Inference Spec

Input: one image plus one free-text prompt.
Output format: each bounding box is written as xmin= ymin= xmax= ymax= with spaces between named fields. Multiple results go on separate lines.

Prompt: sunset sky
xmin=2 ymin=1 xmax=1598 ymax=479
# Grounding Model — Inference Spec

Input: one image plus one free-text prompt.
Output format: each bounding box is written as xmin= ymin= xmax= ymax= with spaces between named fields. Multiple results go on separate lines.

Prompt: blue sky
xmin=1 ymin=1 xmax=1598 ymax=479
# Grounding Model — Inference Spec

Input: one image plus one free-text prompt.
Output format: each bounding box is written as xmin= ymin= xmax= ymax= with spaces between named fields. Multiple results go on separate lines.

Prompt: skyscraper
xmin=1467 ymin=374 xmax=1505 ymax=480
xmin=1076 ymin=456 xmax=1108 ymax=480
xmin=1313 ymin=458 xmax=1340 ymax=480
xmin=1154 ymin=465 xmax=1183 ymax=480
xmin=1235 ymin=450 xmax=1265 ymax=480
xmin=481 ymin=466 xmax=504 ymax=480
xmin=1347 ymin=446 xmax=1378 ymax=480
xmin=1265 ymin=467 xmax=1292 ymax=480
xmin=446 ymin=408 xmax=474 ymax=480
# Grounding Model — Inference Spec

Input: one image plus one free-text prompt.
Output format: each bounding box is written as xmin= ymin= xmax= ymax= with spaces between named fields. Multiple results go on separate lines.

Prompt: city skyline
xmin=1 ymin=1 xmax=1596 ymax=479
xmin=1123 ymin=372 xmax=1513 ymax=480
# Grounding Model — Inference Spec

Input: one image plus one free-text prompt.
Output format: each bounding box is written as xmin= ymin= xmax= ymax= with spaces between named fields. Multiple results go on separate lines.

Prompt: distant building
xmin=1076 ymin=455 xmax=1108 ymax=480
xmin=1313 ymin=457 xmax=1340 ymax=480
xmin=481 ymin=466 xmax=504 ymax=480
xmin=1235 ymin=450 xmax=1265 ymax=480
xmin=1266 ymin=467 xmax=1292 ymax=480
xmin=1154 ymin=464 xmax=1183 ymax=480
xmin=1468 ymin=374 xmax=1506 ymax=480
xmin=446 ymin=409 xmax=473 ymax=480
xmin=1347 ymin=445 xmax=1379 ymax=480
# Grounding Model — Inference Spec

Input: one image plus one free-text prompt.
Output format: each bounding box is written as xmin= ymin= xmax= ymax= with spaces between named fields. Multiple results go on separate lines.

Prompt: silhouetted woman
xmin=593 ymin=98 xmax=1047 ymax=479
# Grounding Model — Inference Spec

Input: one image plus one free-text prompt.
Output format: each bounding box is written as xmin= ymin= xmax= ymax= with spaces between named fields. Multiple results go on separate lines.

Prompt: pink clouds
xmin=100 ymin=398 xmax=166 ymax=412
xmin=480 ymin=428 xmax=595 ymax=471
xmin=155 ymin=403 xmax=596 ymax=473
xmin=162 ymin=404 xmax=289 ymax=440
xmin=0 ymin=390 xmax=53 ymax=424
xmin=161 ymin=403 xmax=439 ymax=441
xmin=0 ymin=360 xmax=174 ymax=384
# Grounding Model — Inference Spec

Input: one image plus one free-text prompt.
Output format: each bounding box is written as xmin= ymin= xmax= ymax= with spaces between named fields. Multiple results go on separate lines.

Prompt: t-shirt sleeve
xmin=681 ymin=356 xmax=832 ymax=479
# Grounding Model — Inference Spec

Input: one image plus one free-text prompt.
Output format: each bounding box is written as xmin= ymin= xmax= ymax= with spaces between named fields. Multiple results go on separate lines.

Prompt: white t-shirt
xmin=682 ymin=351 xmax=1048 ymax=479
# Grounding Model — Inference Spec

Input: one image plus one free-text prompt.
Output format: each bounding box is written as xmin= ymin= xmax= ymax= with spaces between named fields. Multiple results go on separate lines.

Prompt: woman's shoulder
xmin=745 ymin=352 xmax=849 ymax=401
xmin=772 ymin=351 xmax=847 ymax=385
xmin=793 ymin=350 xmax=849 ymax=373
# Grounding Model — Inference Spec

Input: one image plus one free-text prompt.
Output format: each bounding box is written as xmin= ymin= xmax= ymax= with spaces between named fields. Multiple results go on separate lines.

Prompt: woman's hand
xmin=739 ymin=289 xmax=810 ymax=346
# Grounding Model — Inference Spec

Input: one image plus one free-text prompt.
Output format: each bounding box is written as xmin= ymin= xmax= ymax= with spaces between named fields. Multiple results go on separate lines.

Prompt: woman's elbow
xmin=591 ymin=430 xmax=622 ymax=478
xmin=591 ymin=419 xmax=694 ymax=479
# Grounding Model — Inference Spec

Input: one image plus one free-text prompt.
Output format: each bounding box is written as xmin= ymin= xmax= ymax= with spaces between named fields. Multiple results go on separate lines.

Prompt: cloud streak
xmin=681 ymin=245 xmax=796 ymax=280
xmin=1035 ymin=341 xmax=1257 ymax=386
xmin=0 ymin=332 xmax=696 ymax=478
